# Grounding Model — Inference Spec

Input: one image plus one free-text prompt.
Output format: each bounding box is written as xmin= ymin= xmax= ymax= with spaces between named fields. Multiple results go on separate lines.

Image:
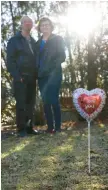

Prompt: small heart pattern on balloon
xmin=73 ymin=88 xmax=106 ymax=121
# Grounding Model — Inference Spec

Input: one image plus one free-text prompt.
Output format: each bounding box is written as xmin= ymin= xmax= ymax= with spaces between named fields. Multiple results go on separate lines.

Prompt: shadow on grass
xmin=1 ymin=124 xmax=108 ymax=190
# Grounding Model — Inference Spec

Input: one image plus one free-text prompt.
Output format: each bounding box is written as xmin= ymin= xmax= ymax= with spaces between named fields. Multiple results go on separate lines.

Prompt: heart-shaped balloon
xmin=73 ymin=88 xmax=106 ymax=121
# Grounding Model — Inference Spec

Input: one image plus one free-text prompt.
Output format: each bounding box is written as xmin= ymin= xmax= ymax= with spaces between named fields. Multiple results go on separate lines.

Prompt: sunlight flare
xmin=59 ymin=4 xmax=101 ymax=37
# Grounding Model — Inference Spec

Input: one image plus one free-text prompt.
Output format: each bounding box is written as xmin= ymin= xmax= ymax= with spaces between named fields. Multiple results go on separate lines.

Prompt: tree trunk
xmin=77 ymin=39 xmax=84 ymax=88
xmin=66 ymin=30 xmax=72 ymax=64
xmin=34 ymin=1 xmax=41 ymax=39
xmin=87 ymin=33 xmax=97 ymax=90
xmin=9 ymin=1 xmax=16 ymax=35
xmin=65 ymin=30 xmax=76 ymax=90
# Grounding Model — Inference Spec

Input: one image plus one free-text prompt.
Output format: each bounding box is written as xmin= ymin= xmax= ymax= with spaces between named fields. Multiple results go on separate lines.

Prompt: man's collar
xmin=16 ymin=31 xmax=31 ymax=39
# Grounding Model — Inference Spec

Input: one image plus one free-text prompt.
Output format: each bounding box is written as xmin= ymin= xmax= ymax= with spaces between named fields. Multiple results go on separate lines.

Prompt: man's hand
xmin=20 ymin=78 xmax=23 ymax=82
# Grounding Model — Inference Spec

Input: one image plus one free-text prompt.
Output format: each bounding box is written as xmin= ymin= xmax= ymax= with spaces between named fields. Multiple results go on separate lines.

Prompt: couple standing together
xmin=7 ymin=16 xmax=66 ymax=137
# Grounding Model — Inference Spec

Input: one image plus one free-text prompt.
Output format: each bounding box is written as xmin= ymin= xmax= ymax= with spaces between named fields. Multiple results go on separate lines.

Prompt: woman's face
xmin=39 ymin=20 xmax=52 ymax=34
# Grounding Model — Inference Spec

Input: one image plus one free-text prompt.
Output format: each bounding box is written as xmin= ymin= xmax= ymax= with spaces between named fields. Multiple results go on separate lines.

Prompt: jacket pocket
xmin=17 ymin=55 xmax=28 ymax=66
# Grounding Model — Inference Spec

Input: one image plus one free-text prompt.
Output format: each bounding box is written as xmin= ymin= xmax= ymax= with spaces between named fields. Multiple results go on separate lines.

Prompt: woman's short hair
xmin=37 ymin=17 xmax=54 ymax=32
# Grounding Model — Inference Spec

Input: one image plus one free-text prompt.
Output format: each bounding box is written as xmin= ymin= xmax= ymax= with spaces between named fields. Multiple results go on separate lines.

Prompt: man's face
xmin=22 ymin=18 xmax=33 ymax=32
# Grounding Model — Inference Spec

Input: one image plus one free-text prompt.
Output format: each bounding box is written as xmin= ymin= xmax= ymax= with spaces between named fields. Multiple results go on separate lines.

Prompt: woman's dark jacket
xmin=35 ymin=34 xmax=66 ymax=78
xmin=6 ymin=31 xmax=36 ymax=81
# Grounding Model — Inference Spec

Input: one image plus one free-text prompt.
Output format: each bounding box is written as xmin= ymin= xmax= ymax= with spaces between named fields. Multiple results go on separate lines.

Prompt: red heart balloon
xmin=73 ymin=88 xmax=106 ymax=121
xmin=78 ymin=94 xmax=102 ymax=115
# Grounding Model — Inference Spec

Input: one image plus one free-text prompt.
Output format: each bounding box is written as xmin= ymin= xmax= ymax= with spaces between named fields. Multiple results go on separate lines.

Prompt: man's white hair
xmin=20 ymin=16 xmax=33 ymax=24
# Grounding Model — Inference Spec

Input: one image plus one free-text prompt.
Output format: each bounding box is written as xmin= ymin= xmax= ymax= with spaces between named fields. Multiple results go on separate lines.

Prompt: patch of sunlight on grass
xmin=1 ymin=152 xmax=9 ymax=159
xmin=96 ymin=120 xmax=105 ymax=128
xmin=92 ymin=183 xmax=107 ymax=188
xmin=53 ymin=144 xmax=73 ymax=154
xmin=76 ymin=161 xmax=85 ymax=167
xmin=41 ymin=156 xmax=58 ymax=167
xmin=39 ymin=166 xmax=56 ymax=177
xmin=44 ymin=156 xmax=57 ymax=162
xmin=98 ymin=123 xmax=105 ymax=128
xmin=1 ymin=140 xmax=30 ymax=159
xmin=17 ymin=182 xmax=41 ymax=190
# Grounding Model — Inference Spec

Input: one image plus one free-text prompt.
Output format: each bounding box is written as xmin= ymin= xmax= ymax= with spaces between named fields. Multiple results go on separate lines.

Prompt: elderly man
xmin=7 ymin=16 xmax=38 ymax=137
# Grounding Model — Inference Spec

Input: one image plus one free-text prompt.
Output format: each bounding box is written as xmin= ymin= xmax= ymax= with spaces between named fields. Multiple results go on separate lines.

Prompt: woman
xmin=36 ymin=17 xmax=66 ymax=133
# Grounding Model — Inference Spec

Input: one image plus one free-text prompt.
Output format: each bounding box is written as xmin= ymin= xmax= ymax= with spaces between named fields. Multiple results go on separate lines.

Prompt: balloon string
xmin=88 ymin=121 xmax=91 ymax=173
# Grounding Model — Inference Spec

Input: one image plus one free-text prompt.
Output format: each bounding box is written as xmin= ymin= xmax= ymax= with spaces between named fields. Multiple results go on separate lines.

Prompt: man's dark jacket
xmin=35 ymin=34 xmax=66 ymax=78
xmin=6 ymin=31 xmax=37 ymax=81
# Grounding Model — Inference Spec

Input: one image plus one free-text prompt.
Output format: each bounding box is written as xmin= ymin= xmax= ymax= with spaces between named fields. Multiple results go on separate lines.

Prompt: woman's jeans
xmin=38 ymin=73 xmax=62 ymax=131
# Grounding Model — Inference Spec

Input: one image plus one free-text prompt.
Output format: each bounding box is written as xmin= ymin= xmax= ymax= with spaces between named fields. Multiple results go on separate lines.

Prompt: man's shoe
xmin=26 ymin=128 xmax=40 ymax=135
xmin=26 ymin=120 xmax=40 ymax=135
xmin=17 ymin=129 xmax=27 ymax=137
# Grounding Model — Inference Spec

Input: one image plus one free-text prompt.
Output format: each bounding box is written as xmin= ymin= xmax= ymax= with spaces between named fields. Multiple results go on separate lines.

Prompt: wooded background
xmin=1 ymin=1 xmax=108 ymax=125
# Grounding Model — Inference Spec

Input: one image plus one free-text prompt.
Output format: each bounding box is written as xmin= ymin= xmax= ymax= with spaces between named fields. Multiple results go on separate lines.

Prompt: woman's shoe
xmin=55 ymin=129 xmax=61 ymax=133
xmin=45 ymin=129 xmax=55 ymax=134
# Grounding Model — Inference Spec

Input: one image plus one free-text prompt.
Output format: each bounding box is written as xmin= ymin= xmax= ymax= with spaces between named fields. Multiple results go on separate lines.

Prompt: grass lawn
xmin=1 ymin=121 xmax=108 ymax=190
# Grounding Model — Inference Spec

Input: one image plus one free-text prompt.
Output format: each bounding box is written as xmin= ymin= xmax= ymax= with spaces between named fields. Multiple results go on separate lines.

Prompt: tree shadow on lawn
xmin=1 ymin=132 xmax=73 ymax=189
xmin=1 ymin=124 xmax=108 ymax=190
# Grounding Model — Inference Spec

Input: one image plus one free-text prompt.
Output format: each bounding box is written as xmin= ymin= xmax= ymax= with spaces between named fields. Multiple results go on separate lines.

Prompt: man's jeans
xmin=13 ymin=76 xmax=36 ymax=131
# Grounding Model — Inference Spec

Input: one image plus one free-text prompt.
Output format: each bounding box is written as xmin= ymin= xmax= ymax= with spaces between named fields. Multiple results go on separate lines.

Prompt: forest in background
xmin=1 ymin=1 xmax=108 ymax=124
